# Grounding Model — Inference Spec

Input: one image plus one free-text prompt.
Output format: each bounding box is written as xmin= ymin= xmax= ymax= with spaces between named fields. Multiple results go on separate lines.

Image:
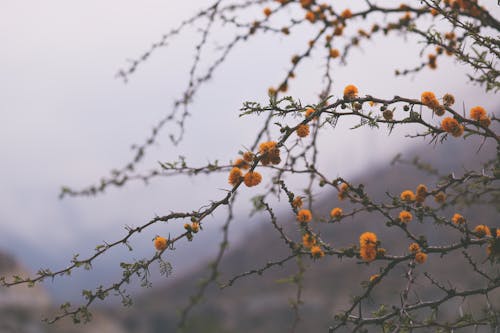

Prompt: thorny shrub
xmin=2 ymin=0 xmax=499 ymax=332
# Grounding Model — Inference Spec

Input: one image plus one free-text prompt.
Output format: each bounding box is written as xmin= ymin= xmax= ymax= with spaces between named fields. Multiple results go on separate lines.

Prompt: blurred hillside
xmin=0 ymin=251 xmax=125 ymax=333
xmin=1 ymin=135 xmax=497 ymax=333
xmin=106 ymin=136 xmax=499 ymax=332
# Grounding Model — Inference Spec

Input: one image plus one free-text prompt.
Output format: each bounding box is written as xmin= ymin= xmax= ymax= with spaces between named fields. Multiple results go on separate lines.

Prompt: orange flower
xmin=399 ymin=210 xmax=412 ymax=223
xmin=330 ymin=207 xmax=343 ymax=219
xmin=382 ymin=110 xmax=393 ymax=121
xmin=302 ymin=233 xmax=316 ymax=248
xmin=416 ymin=184 xmax=427 ymax=195
xmin=341 ymin=9 xmax=352 ymax=19
xmin=296 ymin=124 xmax=310 ymax=138
xmin=310 ymin=245 xmax=325 ymax=258
xmin=191 ymin=222 xmax=200 ymax=233
xmin=474 ymin=225 xmax=491 ymax=238
xmin=154 ymin=236 xmax=168 ymax=251
xmin=444 ymin=31 xmax=456 ymax=40
xmin=259 ymin=141 xmax=276 ymax=154
xmin=338 ymin=183 xmax=349 ymax=201
xmin=360 ymin=232 xmax=377 ymax=247
xmin=305 ymin=11 xmax=316 ymax=23
xmin=415 ymin=252 xmax=427 ymax=264
xmin=263 ymin=7 xmax=272 ymax=17
xmin=360 ymin=245 xmax=377 ymax=262
xmin=243 ymin=151 xmax=254 ymax=162
xmin=469 ymin=106 xmax=486 ymax=121
xmin=343 ymin=84 xmax=358 ymax=99
xmin=421 ymin=91 xmax=439 ymax=109
xmin=369 ymin=274 xmax=380 ymax=282
xmin=334 ymin=25 xmax=344 ymax=36
xmin=442 ymin=93 xmax=455 ymax=106
xmin=305 ymin=107 xmax=315 ymax=118
xmin=428 ymin=54 xmax=437 ymax=69
xmin=409 ymin=243 xmax=420 ymax=253
xmin=259 ymin=141 xmax=281 ymax=165
xmin=233 ymin=158 xmax=250 ymax=170
xmin=434 ymin=191 xmax=446 ymax=204
xmin=400 ymin=190 xmax=416 ymax=202
xmin=451 ymin=213 xmax=465 ymax=225
xmin=228 ymin=167 xmax=243 ymax=186
xmin=329 ymin=48 xmax=340 ymax=58
xmin=243 ymin=171 xmax=262 ymax=187
xmin=416 ymin=184 xmax=427 ymax=203
xmin=441 ymin=117 xmax=464 ymax=137
xmin=292 ymin=196 xmax=303 ymax=209
xmin=297 ymin=209 xmax=313 ymax=223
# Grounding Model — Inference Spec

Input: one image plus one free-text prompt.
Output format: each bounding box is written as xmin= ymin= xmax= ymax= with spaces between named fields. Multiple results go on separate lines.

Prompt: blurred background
xmin=1 ymin=1 xmax=498 ymax=332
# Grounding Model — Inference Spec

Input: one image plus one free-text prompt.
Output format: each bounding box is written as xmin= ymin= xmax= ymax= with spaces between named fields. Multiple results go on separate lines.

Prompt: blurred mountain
xmin=2 ymin=135 xmax=496 ymax=332
xmin=105 ymin=137 xmax=499 ymax=332
xmin=0 ymin=251 xmax=125 ymax=333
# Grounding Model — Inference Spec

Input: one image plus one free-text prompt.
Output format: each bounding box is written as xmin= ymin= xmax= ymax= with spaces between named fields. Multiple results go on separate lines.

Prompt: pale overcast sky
xmin=0 ymin=1 xmax=496 ymax=300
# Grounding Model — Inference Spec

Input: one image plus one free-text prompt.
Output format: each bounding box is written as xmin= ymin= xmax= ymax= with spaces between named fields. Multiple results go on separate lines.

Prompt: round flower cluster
xmin=228 ymin=167 xmax=243 ymax=186
xmin=415 ymin=251 xmax=427 ymax=264
xmin=341 ymin=9 xmax=352 ymax=19
xmin=305 ymin=107 xmax=316 ymax=119
xmin=329 ymin=48 xmax=340 ymax=58
xmin=243 ymin=151 xmax=254 ymax=163
xmin=297 ymin=209 xmax=312 ymax=223
xmin=408 ymin=243 xmax=420 ymax=253
xmin=442 ymin=93 xmax=455 ymax=106
xmin=330 ymin=207 xmax=343 ymax=219
xmin=469 ymin=106 xmax=491 ymax=127
xmin=310 ymin=245 xmax=325 ymax=258
xmin=184 ymin=222 xmax=200 ymax=233
xmin=292 ymin=196 xmax=303 ymax=209
xmin=400 ymin=190 xmax=416 ymax=203
xmin=474 ymin=224 xmax=491 ymax=238
xmin=428 ymin=54 xmax=437 ymax=69
xmin=154 ymin=236 xmax=168 ymax=251
xmin=441 ymin=117 xmax=464 ymax=137
xmin=233 ymin=158 xmax=250 ymax=170
xmin=259 ymin=141 xmax=281 ymax=166
xmin=343 ymin=84 xmax=358 ymax=99
xmin=421 ymin=91 xmax=440 ymax=110
xmin=434 ymin=191 xmax=446 ymax=204
xmin=399 ymin=210 xmax=412 ymax=224
xmin=244 ymin=171 xmax=262 ymax=187
xmin=359 ymin=232 xmax=378 ymax=262
xmin=296 ymin=124 xmax=310 ymax=138
xmin=338 ymin=183 xmax=349 ymax=201
xmin=416 ymin=184 xmax=427 ymax=203
xmin=451 ymin=213 xmax=465 ymax=225
xmin=302 ymin=233 xmax=316 ymax=248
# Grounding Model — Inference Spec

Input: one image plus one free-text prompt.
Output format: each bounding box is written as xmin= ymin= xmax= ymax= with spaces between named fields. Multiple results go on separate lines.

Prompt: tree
xmin=2 ymin=0 xmax=499 ymax=331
